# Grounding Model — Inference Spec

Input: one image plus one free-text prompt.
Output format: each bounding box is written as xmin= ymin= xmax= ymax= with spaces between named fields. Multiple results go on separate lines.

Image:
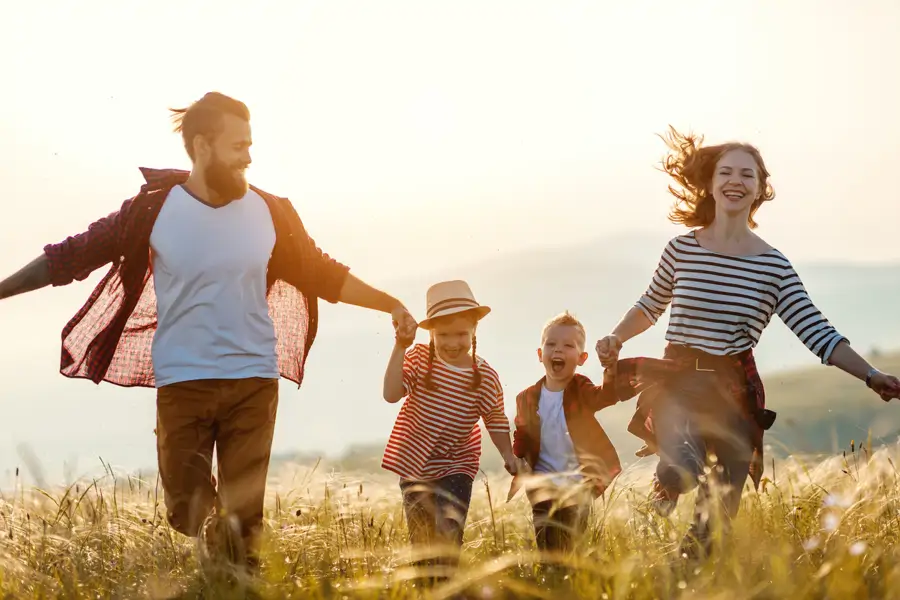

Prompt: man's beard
xmin=204 ymin=154 xmax=248 ymax=202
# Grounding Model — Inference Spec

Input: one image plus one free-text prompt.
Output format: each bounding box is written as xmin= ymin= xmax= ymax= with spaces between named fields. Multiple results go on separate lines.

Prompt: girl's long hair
xmin=660 ymin=126 xmax=775 ymax=229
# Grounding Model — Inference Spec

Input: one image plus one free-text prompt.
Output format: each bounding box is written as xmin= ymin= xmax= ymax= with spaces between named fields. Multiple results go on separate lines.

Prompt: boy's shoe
xmin=650 ymin=477 xmax=678 ymax=517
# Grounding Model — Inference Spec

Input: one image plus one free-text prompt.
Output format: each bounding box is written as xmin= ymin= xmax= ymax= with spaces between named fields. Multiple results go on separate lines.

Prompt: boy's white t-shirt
xmin=533 ymin=385 xmax=582 ymax=484
xmin=149 ymin=185 xmax=280 ymax=388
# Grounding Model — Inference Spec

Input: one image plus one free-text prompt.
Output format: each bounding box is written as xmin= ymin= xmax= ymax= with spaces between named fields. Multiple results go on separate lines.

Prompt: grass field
xmin=2 ymin=440 xmax=900 ymax=599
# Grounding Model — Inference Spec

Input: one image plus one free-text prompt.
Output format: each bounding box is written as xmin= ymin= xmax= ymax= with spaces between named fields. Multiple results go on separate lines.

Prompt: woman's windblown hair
xmin=660 ymin=126 xmax=775 ymax=229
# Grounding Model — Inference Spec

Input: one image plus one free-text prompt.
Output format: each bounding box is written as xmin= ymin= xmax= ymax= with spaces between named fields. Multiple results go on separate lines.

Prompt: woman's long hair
xmin=660 ymin=126 xmax=776 ymax=229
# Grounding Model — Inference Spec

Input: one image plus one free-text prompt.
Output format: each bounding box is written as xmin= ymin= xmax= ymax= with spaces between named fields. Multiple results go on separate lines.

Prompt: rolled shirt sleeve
xmin=43 ymin=200 xmax=130 ymax=286
xmin=273 ymin=197 xmax=350 ymax=303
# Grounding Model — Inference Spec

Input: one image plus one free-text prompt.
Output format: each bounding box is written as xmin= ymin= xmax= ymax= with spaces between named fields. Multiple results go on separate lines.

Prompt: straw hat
xmin=417 ymin=280 xmax=491 ymax=330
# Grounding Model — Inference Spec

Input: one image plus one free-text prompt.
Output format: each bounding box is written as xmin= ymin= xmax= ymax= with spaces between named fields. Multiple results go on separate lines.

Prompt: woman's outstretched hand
xmin=595 ymin=335 xmax=623 ymax=368
xmin=869 ymin=371 xmax=900 ymax=402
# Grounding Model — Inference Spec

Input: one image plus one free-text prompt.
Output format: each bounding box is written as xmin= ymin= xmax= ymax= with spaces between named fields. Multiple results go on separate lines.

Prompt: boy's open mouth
xmin=550 ymin=358 xmax=566 ymax=374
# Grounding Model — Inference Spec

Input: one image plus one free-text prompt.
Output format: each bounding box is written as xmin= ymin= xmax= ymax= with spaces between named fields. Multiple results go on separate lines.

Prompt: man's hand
xmin=0 ymin=254 xmax=51 ymax=301
xmin=393 ymin=320 xmax=416 ymax=349
xmin=392 ymin=304 xmax=418 ymax=343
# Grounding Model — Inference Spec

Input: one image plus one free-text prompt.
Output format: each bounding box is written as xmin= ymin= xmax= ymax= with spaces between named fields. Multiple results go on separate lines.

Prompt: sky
xmin=1 ymin=0 xmax=899 ymax=485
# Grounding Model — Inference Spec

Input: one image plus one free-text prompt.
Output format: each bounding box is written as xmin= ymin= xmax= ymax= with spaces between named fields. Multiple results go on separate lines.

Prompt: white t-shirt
xmin=534 ymin=386 xmax=582 ymax=483
xmin=149 ymin=185 xmax=279 ymax=388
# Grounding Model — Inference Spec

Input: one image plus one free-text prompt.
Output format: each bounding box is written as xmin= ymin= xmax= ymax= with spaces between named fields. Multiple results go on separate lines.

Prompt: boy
xmin=511 ymin=312 xmax=622 ymax=552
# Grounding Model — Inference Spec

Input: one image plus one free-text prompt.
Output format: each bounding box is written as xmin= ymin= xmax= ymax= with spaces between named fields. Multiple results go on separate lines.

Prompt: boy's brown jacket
xmin=511 ymin=373 xmax=621 ymax=497
xmin=509 ymin=350 xmax=772 ymax=501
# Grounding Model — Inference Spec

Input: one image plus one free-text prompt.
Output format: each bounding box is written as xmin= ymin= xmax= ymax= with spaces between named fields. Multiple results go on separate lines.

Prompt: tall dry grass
xmin=2 ymin=441 xmax=900 ymax=599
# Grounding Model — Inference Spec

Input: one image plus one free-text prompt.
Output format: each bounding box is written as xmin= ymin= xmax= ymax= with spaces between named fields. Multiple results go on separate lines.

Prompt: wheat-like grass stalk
xmin=1 ymin=442 xmax=899 ymax=598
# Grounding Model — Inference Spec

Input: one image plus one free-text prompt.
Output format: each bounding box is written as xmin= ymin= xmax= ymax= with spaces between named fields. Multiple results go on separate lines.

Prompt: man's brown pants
xmin=155 ymin=377 xmax=279 ymax=566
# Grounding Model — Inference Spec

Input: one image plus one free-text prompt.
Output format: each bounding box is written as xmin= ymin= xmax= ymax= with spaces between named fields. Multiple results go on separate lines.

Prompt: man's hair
xmin=541 ymin=311 xmax=587 ymax=350
xmin=169 ymin=92 xmax=250 ymax=160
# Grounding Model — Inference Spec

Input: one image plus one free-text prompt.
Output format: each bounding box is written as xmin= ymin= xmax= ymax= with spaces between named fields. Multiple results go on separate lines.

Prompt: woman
xmin=595 ymin=127 xmax=900 ymax=558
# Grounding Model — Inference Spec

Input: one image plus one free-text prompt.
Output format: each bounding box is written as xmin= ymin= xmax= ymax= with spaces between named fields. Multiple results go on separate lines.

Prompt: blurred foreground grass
xmin=2 ymin=442 xmax=900 ymax=599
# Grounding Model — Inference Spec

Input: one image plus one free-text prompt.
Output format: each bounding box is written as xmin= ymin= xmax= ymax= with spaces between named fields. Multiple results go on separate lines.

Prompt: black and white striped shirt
xmin=636 ymin=232 xmax=846 ymax=363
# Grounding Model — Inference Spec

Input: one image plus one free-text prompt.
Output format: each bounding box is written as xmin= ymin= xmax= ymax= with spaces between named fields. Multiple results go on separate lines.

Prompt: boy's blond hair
xmin=541 ymin=311 xmax=587 ymax=350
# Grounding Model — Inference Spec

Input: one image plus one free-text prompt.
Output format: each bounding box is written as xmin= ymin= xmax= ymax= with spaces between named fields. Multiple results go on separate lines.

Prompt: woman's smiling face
xmin=711 ymin=148 xmax=762 ymax=218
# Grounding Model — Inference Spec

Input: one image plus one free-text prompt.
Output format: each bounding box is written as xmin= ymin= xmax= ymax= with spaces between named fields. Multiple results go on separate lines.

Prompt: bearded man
xmin=0 ymin=92 xmax=417 ymax=567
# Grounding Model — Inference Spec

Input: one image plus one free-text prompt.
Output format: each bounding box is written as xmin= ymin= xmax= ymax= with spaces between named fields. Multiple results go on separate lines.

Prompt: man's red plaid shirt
xmin=41 ymin=167 xmax=350 ymax=389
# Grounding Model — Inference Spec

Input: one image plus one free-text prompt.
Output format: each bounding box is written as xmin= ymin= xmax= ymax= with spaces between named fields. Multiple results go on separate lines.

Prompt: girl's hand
xmin=393 ymin=320 xmax=415 ymax=349
xmin=595 ymin=335 xmax=623 ymax=368
xmin=503 ymin=454 xmax=519 ymax=476
xmin=869 ymin=371 xmax=900 ymax=402
xmin=391 ymin=305 xmax=418 ymax=341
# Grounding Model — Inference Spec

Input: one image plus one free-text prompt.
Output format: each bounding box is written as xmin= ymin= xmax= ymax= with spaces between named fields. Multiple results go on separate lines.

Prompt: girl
xmin=595 ymin=127 xmax=900 ymax=558
xmin=382 ymin=280 xmax=517 ymax=557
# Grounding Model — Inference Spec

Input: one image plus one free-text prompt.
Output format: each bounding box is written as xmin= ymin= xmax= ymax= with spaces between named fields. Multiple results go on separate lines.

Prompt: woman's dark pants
xmin=654 ymin=368 xmax=753 ymax=558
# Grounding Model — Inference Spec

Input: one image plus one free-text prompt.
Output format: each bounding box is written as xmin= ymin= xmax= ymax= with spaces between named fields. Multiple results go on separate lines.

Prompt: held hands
xmin=595 ymin=334 xmax=623 ymax=368
xmin=869 ymin=371 xmax=900 ymax=402
xmin=392 ymin=304 xmax=418 ymax=348
xmin=503 ymin=453 xmax=521 ymax=476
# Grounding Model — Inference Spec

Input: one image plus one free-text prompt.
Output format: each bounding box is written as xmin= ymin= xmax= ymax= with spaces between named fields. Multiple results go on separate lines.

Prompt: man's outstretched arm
xmin=0 ymin=255 xmax=51 ymax=300
xmin=274 ymin=198 xmax=418 ymax=334
xmin=0 ymin=200 xmax=130 ymax=302
xmin=337 ymin=274 xmax=418 ymax=336
xmin=336 ymin=273 xmax=402 ymax=313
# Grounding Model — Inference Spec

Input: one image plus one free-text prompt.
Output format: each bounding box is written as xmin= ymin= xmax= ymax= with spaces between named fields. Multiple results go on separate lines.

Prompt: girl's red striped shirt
xmin=382 ymin=343 xmax=510 ymax=481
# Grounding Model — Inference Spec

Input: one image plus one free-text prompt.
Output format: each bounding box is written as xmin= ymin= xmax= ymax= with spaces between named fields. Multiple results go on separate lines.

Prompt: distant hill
xmin=272 ymin=350 xmax=900 ymax=473
xmin=762 ymin=349 xmax=900 ymax=456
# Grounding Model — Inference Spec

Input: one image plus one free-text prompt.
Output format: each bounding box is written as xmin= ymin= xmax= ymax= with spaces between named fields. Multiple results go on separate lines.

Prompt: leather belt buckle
xmin=695 ymin=358 xmax=715 ymax=372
